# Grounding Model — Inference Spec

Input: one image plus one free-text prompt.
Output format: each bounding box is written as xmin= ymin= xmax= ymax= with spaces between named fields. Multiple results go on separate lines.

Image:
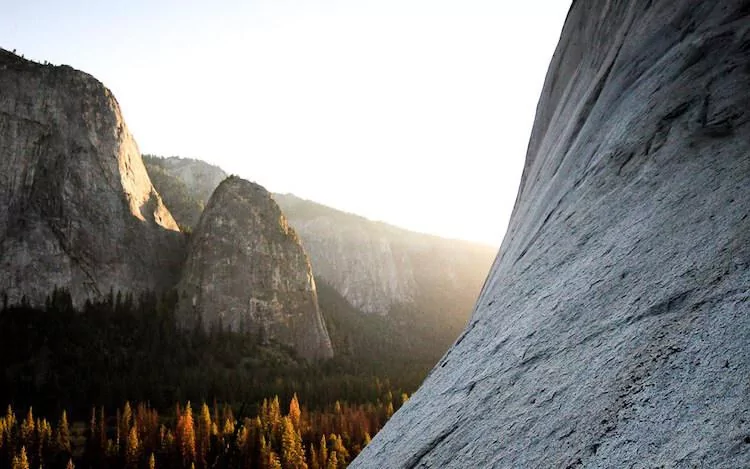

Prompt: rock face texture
xmin=274 ymin=193 xmax=495 ymax=317
xmin=352 ymin=1 xmax=750 ymax=467
xmin=177 ymin=177 xmax=333 ymax=361
xmin=0 ymin=49 xmax=185 ymax=306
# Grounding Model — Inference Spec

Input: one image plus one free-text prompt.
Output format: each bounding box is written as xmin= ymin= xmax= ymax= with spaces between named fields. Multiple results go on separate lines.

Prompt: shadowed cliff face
xmin=352 ymin=1 xmax=750 ymax=467
xmin=176 ymin=177 xmax=334 ymax=361
xmin=0 ymin=50 xmax=185 ymax=305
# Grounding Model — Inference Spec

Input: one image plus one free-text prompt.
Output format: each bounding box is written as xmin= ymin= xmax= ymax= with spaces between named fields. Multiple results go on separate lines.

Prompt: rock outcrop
xmin=352 ymin=1 xmax=750 ymax=467
xmin=0 ymin=49 xmax=185 ymax=306
xmin=177 ymin=177 xmax=333 ymax=361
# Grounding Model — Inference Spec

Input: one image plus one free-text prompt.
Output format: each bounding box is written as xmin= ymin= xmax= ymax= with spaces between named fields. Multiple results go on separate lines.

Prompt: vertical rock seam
xmin=177 ymin=176 xmax=334 ymax=361
xmin=352 ymin=0 xmax=750 ymax=467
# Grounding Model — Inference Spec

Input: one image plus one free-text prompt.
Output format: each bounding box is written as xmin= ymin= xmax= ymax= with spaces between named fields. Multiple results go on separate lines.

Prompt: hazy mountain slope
xmin=145 ymin=155 xmax=227 ymax=204
xmin=274 ymin=193 xmax=497 ymax=345
xmin=0 ymin=49 xmax=185 ymax=306
xmin=352 ymin=0 xmax=750 ymax=467
xmin=142 ymin=157 xmax=204 ymax=229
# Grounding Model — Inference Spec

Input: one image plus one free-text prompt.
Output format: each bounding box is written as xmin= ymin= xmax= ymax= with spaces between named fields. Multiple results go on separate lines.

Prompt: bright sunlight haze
xmin=2 ymin=0 xmax=571 ymax=245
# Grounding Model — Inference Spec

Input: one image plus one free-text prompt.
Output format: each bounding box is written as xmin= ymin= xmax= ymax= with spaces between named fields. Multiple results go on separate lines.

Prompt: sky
xmin=2 ymin=0 xmax=571 ymax=246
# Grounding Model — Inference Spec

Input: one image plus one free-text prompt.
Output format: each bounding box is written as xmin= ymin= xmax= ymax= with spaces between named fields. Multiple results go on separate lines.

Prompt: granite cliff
xmin=0 ymin=49 xmax=185 ymax=306
xmin=352 ymin=0 xmax=750 ymax=467
xmin=145 ymin=159 xmax=495 ymax=354
xmin=176 ymin=176 xmax=334 ymax=361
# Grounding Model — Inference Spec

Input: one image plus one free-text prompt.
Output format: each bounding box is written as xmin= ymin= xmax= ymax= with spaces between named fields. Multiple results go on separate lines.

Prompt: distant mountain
xmin=144 ymin=155 xmax=228 ymax=203
xmin=142 ymin=155 xmax=226 ymax=229
xmin=144 ymin=157 xmax=496 ymax=356
xmin=273 ymin=193 xmax=496 ymax=344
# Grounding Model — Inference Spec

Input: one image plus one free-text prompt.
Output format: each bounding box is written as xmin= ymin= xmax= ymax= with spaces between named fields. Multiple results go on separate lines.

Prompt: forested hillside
xmin=0 ymin=290 xmax=417 ymax=468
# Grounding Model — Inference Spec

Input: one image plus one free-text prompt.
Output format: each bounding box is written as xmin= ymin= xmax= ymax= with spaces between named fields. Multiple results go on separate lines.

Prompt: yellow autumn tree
xmin=126 ymin=425 xmax=140 ymax=468
xmin=318 ymin=435 xmax=328 ymax=468
xmin=281 ymin=416 xmax=307 ymax=469
xmin=20 ymin=408 xmax=34 ymax=446
xmin=289 ymin=394 xmax=302 ymax=431
xmin=269 ymin=396 xmax=282 ymax=444
xmin=121 ymin=402 xmax=132 ymax=446
xmin=197 ymin=402 xmax=212 ymax=467
xmin=177 ymin=402 xmax=196 ymax=467
xmin=325 ymin=451 xmax=338 ymax=469
xmin=309 ymin=442 xmax=320 ymax=469
xmin=12 ymin=446 xmax=29 ymax=469
xmin=56 ymin=410 xmax=71 ymax=453
xmin=328 ymin=434 xmax=349 ymax=467
xmin=259 ymin=435 xmax=282 ymax=469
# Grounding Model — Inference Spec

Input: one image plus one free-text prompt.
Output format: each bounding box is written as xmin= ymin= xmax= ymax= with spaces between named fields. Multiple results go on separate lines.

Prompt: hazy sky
xmin=2 ymin=0 xmax=571 ymax=246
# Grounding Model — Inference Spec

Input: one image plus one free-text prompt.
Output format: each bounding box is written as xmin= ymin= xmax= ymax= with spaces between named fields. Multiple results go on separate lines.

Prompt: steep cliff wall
xmin=176 ymin=177 xmax=333 ymax=361
xmin=0 ymin=49 xmax=185 ymax=305
xmin=353 ymin=0 xmax=750 ymax=467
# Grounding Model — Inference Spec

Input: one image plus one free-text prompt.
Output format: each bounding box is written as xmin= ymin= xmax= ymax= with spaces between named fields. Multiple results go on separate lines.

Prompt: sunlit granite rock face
xmin=177 ymin=177 xmax=334 ymax=361
xmin=352 ymin=0 xmax=750 ymax=467
xmin=0 ymin=49 xmax=185 ymax=306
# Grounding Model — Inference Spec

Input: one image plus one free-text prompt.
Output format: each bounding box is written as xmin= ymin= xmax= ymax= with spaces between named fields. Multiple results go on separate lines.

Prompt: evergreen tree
xmin=98 ymin=408 xmax=107 ymax=454
xmin=289 ymin=394 xmax=302 ymax=431
xmin=20 ymin=408 xmax=34 ymax=447
xmin=309 ymin=442 xmax=320 ymax=469
xmin=222 ymin=417 xmax=235 ymax=437
xmin=281 ymin=417 xmax=307 ymax=469
xmin=177 ymin=402 xmax=196 ymax=467
xmin=12 ymin=446 xmax=29 ymax=469
xmin=55 ymin=411 xmax=71 ymax=454
xmin=12 ymin=446 xmax=30 ymax=469
xmin=121 ymin=402 xmax=133 ymax=448
xmin=269 ymin=396 xmax=282 ymax=445
xmin=328 ymin=434 xmax=349 ymax=467
xmin=325 ymin=451 xmax=338 ymax=469
xmin=5 ymin=405 xmax=17 ymax=450
xmin=318 ymin=435 xmax=328 ymax=468
xmin=37 ymin=418 xmax=52 ymax=462
xmin=259 ymin=435 xmax=281 ymax=469
xmin=126 ymin=425 xmax=140 ymax=468
xmin=197 ymin=403 xmax=212 ymax=467
xmin=385 ymin=402 xmax=394 ymax=419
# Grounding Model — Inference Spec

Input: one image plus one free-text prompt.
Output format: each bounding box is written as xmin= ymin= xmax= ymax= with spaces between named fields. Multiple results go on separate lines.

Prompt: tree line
xmin=0 ymin=391 xmax=406 ymax=469
xmin=0 ymin=288 xmax=425 ymax=417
